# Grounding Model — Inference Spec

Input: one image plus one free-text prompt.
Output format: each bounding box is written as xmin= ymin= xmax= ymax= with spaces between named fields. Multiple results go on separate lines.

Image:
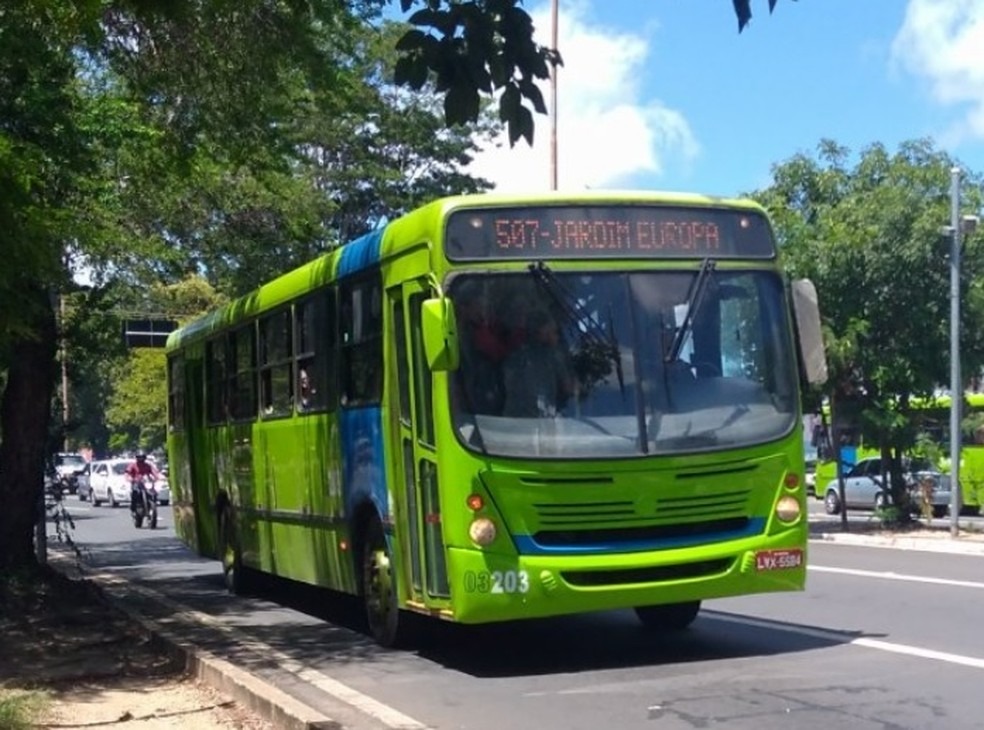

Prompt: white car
xmin=87 ymin=459 xmax=171 ymax=507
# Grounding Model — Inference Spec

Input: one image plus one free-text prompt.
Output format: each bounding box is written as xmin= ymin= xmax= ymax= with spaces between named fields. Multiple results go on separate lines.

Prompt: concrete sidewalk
xmin=809 ymin=518 xmax=984 ymax=555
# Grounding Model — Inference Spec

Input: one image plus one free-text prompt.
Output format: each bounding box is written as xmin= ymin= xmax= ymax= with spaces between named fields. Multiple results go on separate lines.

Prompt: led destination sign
xmin=445 ymin=205 xmax=776 ymax=261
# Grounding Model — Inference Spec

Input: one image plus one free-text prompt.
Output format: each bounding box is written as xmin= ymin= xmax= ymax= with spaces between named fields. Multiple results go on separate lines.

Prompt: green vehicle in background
xmin=165 ymin=191 xmax=827 ymax=646
xmin=811 ymin=393 xmax=984 ymax=515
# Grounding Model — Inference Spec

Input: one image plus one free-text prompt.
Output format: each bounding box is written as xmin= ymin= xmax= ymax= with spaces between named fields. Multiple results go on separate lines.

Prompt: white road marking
xmin=708 ymin=612 xmax=984 ymax=670
xmin=85 ymin=569 xmax=429 ymax=730
xmin=810 ymin=564 xmax=984 ymax=590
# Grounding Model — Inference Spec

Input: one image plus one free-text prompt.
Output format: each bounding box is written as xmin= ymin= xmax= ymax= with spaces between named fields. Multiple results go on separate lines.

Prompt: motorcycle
xmin=131 ymin=478 xmax=159 ymax=529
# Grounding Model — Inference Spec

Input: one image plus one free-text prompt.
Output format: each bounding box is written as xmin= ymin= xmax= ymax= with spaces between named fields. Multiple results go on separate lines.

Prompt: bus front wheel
xmin=361 ymin=517 xmax=408 ymax=647
xmin=635 ymin=601 xmax=701 ymax=631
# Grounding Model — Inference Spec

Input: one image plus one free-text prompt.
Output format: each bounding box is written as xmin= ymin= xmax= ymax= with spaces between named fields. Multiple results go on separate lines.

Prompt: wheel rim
xmin=220 ymin=513 xmax=236 ymax=587
xmin=364 ymin=542 xmax=396 ymax=641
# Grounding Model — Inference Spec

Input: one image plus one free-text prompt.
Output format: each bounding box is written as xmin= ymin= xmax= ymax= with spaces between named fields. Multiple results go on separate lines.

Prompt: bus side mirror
xmin=421 ymin=297 xmax=459 ymax=371
xmin=791 ymin=279 xmax=828 ymax=386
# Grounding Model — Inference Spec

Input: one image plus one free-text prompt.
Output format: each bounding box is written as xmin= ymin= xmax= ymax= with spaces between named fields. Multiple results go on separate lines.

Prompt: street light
xmin=943 ymin=166 xmax=980 ymax=537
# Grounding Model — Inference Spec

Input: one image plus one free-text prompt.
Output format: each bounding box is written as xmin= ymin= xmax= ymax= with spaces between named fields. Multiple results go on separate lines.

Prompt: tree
xmin=753 ymin=139 xmax=984 ymax=512
xmin=393 ymin=0 xmax=784 ymax=144
xmin=0 ymin=0 xmax=785 ymax=570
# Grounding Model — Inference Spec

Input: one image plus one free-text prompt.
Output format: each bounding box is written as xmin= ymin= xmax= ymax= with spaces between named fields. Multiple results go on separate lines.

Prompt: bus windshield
xmin=449 ymin=268 xmax=798 ymax=458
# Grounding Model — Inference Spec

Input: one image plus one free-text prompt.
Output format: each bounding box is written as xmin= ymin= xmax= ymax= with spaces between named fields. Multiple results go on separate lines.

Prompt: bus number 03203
xmin=463 ymin=570 xmax=530 ymax=594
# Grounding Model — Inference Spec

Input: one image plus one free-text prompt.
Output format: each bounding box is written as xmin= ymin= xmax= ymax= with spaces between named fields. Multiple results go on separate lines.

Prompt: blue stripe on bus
xmin=339 ymin=407 xmax=389 ymax=522
xmin=338 ymin=228 xmax=384 ymax=277
xmin=511 ymin=517 xmax=766 ymax=556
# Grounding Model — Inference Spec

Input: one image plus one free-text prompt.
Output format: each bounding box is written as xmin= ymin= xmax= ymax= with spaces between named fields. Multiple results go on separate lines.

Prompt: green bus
xmin=165 ymin=191 xmax=827 ymax=646
xmin=812 ymin=393 xmax=984 ymax=513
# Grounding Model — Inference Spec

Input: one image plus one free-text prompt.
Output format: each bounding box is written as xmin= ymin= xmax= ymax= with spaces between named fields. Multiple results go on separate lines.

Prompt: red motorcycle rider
xmin=126 ymin=451 xmax=160 ymax=512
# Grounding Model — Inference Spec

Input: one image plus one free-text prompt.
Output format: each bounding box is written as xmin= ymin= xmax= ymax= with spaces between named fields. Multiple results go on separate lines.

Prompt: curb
xmin=810 ymin=531 xmax=984 ymax=556
xmin=49 ymin=556 xmax=340 ymax=730
xmin=153 ymin=615 xmax=341 ymax=730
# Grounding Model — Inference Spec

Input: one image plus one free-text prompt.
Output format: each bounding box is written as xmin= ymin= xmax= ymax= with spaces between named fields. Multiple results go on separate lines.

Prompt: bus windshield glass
xmin=450 ymin=269 xmax=798 ymax=458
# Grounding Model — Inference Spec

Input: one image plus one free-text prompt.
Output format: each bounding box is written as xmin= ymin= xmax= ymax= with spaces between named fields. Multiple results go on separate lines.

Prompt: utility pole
xmin=946 ymin=168 xmax=981 ymax=537
xmin=549 ymin=0 xmax=559 ymax=191
xmin=949 ymin=167 xmax=961 ymax=537
xmin=60 ymin=293 xmax=69 ymax=450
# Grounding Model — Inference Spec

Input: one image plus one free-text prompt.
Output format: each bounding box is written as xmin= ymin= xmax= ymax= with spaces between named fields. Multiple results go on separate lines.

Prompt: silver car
xmin=822 ymin=457 xmax=891 ymax=514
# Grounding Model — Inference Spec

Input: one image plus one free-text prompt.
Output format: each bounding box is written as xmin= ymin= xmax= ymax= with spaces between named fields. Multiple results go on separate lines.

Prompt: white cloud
xmin=892 ymin=0 xmax=984 ymax=141
xmin=469 ymin=1 xmax=698 ymax=192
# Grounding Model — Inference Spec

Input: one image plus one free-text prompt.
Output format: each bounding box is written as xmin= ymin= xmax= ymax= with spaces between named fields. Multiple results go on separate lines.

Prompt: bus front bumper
xmin=445 ymin=531 xmax=806 ymax=624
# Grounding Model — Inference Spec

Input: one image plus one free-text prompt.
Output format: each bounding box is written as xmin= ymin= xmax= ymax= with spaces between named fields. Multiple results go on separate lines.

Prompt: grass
xmin=0 ymin=689 xmax=48 ymax=730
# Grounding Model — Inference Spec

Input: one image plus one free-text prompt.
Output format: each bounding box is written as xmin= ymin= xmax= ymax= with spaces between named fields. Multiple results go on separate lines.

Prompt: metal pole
xmin=61 ymin=294 xmax=69 ymax=450
xmin=949 ymin=166 xmax=961 ymax=537
xmin=549 ymin=0 xmax=558 ymax=191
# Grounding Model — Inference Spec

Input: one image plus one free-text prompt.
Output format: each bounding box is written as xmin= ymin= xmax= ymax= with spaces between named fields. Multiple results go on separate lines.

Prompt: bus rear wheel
xmin=219 ymin=504 xmax=250 ymax=595
xmin=634 ymin=600 xmax=701 ymax=631
xmin=362 ymin=517 xmax=408 ymax=647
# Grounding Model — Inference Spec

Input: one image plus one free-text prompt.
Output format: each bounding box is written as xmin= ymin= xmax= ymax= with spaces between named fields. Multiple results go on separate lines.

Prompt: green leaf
xmin=444 ymin=81 xmax=480 ymax=126
xmin=395 ymin=29 xmax=427 ymax=52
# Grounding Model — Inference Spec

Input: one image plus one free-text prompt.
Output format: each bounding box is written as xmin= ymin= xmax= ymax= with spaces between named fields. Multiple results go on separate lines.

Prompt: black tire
xmin=108 ymin=491 xmax=118 ymax=508
xmin=91 ymin=489 xmax=101 ymax=507
xmin=218 ymin=504 xmax=251 ymax=594
xmin=149 ymin=504 xmax=158 ymax=529
xmin=824 ymin=490 xmax=841 ymax=515
xmin=362 ymin=516 xmax=410 ymax=647
xmin=932 ymin=505 xmax=947 ymax=519
xmin=635 ymin=601 xmax=701 ymax=631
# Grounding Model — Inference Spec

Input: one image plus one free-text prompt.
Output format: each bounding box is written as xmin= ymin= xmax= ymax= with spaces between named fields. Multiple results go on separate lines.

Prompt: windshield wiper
xmin=529 ymin=262 xmax=624 ymax=391
xmin=665 ymin=258 xmax=716 ymax=364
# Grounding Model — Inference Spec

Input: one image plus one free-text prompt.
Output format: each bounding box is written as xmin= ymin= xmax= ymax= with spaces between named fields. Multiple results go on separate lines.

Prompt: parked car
xmin=75 ymin=462 xmax=92 ymax=499
xmin=87 ymin=459 xmax=132 ymax=507
xmin=86 ymin=458 xmax=171 ymax=507
xmin=805 ymin=457 xmax=818 ymax=498
xmin=822 ymin=457 xmax=893 ymax=514
xmin=53 ymin=452 xmax=87 ymax=494
xmin=822 ymin=456 xmax=957 ymax=518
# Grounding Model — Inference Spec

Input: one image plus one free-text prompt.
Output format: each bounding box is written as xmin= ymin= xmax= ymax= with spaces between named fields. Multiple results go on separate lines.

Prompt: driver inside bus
xmin=501 ymin=309 xmax=574 ymax=417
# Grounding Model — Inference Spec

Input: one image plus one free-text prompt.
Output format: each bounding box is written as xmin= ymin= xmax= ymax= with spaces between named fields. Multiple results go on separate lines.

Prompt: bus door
xmin=390 ymin=279 xmax=450 ymax=603
xmin=185 ymin=355 xmax=210 ymax=552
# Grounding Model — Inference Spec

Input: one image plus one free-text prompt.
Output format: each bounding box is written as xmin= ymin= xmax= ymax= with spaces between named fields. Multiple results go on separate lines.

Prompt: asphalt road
xmin=50 ymin=496 xmax=984 ymax=730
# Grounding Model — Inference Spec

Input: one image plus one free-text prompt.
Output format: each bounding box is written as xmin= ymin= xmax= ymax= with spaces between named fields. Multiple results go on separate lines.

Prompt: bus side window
xmin=206 ymin=336 xmax=228 ymax=425
xmin=340 ymin=274 xmax=383 ymax=407
xmin=229 ymin=325 xmax=257 ymax=421
xmin=295 ymin=288 xmax=336 ymax=412
xmin=259 ymin=309 xmax=293 ymax=417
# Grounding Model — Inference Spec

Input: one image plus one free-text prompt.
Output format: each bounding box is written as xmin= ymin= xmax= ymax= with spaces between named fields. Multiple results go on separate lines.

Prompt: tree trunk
xmin=0 ymin=283 xmax=57 ymax=571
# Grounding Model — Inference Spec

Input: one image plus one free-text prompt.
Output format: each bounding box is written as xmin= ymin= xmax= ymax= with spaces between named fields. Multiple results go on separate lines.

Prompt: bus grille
xmin=533 ymin=517 xmax=750 ymax=547
xmin=529 ymin=490 xmax=755 ymax=549
xmin=561 ymin=558 xmax=734 ymax=586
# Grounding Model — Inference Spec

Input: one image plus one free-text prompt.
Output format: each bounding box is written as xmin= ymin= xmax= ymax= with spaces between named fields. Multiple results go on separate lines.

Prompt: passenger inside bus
xmin=456 ymin=285 xmax=508 ymax=415
xmin=501 ymin=309 xmax=574 ymax=418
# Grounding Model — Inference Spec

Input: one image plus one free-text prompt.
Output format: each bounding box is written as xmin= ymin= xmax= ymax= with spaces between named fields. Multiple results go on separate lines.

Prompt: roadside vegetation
xmin=0 ymin=690 xmax=48 ymax=730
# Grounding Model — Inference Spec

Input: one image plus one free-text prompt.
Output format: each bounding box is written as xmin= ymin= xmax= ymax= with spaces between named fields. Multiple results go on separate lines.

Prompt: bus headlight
xmin=468 ymin=517 xmax=497 ymax=546
xmin=775 ymin=495 xmax=801 ymax=522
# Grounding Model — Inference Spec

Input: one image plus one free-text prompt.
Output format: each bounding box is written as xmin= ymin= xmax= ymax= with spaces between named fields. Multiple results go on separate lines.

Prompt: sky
xmin=468 ymin=0 xmax=984 ymax=199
